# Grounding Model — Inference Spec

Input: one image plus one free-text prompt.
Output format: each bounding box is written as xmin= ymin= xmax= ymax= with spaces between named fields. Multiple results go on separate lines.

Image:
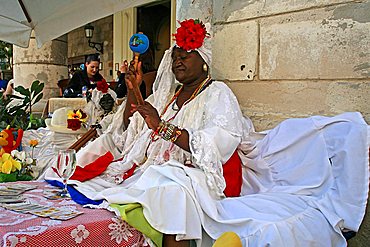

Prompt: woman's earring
xmin=203 ymin=64 xmax=208 ymax=72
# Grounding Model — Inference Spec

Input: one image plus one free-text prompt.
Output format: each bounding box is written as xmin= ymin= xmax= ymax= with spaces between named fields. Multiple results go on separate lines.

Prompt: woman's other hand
xmin=131 ymin=102 xmax=161 ymax=131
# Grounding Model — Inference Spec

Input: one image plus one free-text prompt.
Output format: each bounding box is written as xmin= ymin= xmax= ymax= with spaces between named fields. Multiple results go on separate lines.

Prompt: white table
xmin=46 ymin=98 xmax=87 ymax=115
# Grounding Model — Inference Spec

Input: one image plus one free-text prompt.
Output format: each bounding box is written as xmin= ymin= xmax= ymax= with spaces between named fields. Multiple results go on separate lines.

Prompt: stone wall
xmin=177 ymin=0 xmax=369 ymax=245
xmin=68 ymin=15 xmax=114 ymax=81
xmin=13 ymin=34 xmax=68 ymax=113
xmin=212 ymin=0 xmax=370 ymax=131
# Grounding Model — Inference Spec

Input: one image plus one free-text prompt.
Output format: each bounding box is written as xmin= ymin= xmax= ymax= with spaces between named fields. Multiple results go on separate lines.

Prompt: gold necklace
xmin=160 ymin=75 xmax=211 ymax=121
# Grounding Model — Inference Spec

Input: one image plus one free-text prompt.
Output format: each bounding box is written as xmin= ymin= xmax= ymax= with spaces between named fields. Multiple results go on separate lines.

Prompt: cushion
xmin=223 ymin=150 xmax=242 ymax=197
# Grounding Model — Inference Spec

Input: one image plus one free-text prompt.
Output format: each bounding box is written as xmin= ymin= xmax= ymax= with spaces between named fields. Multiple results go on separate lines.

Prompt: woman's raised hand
xmin=130 ymin=102 xmax=161 ymax=131
xmin=124 ymin=60 xmax=143 ymax=90
xmin=120 ymin=60 xmax=128 ymax=73
xmin=123 ymin=58 xmax=144 ymax=127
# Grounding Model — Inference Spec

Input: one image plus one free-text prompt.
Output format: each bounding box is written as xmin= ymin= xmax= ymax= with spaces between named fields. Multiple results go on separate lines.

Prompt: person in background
xmin=64 ymin=54 xmax=104 ymax=97
xmin=115 ymin=71 xmax=121 ymax=82
xmin=0 ymin=74 xmax=8 ymax=92
xmin=2 ymin=78 xmax=13 ymax=100
xmin=68 ymin=67 xmax=75 ymax=79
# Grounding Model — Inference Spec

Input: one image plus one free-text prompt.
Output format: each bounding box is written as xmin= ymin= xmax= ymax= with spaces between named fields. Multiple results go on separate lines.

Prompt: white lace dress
xmin=44 ymin=81 xmax=369 ymax=247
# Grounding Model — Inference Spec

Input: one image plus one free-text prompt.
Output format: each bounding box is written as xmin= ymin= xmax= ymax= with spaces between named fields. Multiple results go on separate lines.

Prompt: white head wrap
xmin=90 ymin=88 xmax=117 ymax=111
xmin=152 ymin=21 xmax=212 ymax=114
xmin=195 ymin=22 xmax=212 ymax=67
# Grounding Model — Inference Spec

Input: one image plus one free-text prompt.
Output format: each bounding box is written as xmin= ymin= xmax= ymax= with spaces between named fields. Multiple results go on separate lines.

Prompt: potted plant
xmin=0 ymin=80 xmax=45 ymax=182
xmin=0 ymin=80 xmax=46 ymax=130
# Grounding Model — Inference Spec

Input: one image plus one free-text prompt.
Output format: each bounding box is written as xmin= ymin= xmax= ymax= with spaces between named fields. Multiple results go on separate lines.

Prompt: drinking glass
xmin=57 ymin=149 xmax=77 ymax=197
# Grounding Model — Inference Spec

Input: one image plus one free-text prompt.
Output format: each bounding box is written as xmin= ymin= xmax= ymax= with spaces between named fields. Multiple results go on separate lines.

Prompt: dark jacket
xmin=66 ymin=69 xmax=104 ymax=94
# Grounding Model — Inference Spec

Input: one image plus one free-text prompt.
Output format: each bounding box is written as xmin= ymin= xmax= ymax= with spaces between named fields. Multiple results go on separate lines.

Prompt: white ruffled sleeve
xmin=188 ymin=82 xmax=244 ymax=197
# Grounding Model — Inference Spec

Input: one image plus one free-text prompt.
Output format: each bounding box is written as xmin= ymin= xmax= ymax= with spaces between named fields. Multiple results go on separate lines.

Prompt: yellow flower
xmin=1 ymin=152 xmax=12 ymax=161
xmin=67 ymin=109 xmax=87 ymax=123
xmin=77 ymin=110 xmax=88 ymax=123
xmin=0 ymin=153 xmax=21 ymax=174
xmin=67 ymin=110 xmax=77 ymax=119
xmin=12 ymin=159 xmax=22 ymax=172
xmin=1 ymin=160 xmax=12 ymax=174
xmin=29 ymin=139 xmax=39 ymax=147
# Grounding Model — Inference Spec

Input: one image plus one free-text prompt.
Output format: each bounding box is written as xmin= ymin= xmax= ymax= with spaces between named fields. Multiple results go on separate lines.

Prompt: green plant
xmin=0 ymin=80 xmax=45 ymax=130
xmin=0 ymin=41 xmax=12 ymax=70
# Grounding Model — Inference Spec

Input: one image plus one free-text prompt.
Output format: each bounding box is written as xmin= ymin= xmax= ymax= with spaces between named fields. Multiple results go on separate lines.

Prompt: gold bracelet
xmin=161 ymin=123 xmax=175 ymax=141
xmin=170 ymin=129 xmax=182 ymax=142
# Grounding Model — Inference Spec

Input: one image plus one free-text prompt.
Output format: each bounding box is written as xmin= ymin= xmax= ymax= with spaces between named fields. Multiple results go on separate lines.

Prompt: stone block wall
xmin=212 ymin=0 xmax=370 ymax=131
xmin=68 ymin=15 xmax=114 ymax=81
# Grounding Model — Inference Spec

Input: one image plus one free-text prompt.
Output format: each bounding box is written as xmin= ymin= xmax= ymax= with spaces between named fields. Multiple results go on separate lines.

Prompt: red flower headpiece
xmin=96 ymin=79 xmax=109 ymax=93
xmin=174 ymin=19 xmax=209 ymax=51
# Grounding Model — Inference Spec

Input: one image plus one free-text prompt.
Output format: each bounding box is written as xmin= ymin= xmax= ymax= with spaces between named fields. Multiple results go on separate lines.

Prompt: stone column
xmin=13 ymin=33 xmax=68 ymax=114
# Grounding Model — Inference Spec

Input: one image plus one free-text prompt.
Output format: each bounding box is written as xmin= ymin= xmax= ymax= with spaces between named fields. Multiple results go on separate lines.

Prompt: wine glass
xmin=56 ymin=149 xmax=77 ymax=197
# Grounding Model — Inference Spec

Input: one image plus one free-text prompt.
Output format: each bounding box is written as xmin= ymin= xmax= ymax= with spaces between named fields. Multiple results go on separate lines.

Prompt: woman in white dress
xmin=45 ymin=19 xmax=369 ymax=247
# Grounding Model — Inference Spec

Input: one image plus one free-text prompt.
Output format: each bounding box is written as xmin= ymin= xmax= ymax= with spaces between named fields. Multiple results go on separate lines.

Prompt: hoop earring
xmin=203 ymin=64 xmax=208 ymax=72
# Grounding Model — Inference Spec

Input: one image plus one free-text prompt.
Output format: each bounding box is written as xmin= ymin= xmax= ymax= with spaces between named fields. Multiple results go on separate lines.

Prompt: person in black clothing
xmin=115 ymin=49 xmax=156 ymax=99
xmin=64 ymin=54 xmax=104 ymax=97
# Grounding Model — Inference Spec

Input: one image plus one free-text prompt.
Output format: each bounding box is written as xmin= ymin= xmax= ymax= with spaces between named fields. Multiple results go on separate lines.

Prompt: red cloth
xmin=222 ymin=150 xmax=242 ymax=197
xmin=122 ymin=164 xmax=138 ymax=180
xmin=70 ymin=151 xmax=114 ymax=182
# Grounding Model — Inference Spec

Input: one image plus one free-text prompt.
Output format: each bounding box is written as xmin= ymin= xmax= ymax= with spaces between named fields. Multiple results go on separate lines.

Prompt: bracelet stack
xmin=151 ymin=119 xmax=182 ymax=142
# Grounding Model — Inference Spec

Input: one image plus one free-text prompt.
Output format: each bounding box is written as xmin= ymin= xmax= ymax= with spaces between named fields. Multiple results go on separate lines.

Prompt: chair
xmin=108 ymin=81 xmax=118 ymax=91
xmin=57 ymin=79 xmax=70 ymax=97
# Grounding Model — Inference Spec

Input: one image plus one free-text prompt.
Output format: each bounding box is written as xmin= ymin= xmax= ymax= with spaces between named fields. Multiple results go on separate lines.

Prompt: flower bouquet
xmin=0 ymin=139 xmax=39 ymax=182
xmin=67 ymin=109 xmax=88 ymax=131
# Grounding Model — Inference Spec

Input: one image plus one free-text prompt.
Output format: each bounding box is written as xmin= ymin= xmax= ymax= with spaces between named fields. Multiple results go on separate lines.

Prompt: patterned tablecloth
xmin=0 ymin=181 xmax=147 ymax=247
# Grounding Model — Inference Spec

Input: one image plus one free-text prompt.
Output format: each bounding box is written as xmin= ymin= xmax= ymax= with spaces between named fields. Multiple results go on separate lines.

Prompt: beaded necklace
xmin=172 ymin=98 xmax=180 ymax=111
xmin=160 ymin=75 xmax=211 ymax=122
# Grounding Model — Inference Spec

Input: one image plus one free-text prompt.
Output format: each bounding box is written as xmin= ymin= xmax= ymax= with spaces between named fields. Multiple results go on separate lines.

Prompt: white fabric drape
xmin=22 ymin=128 xmax=79 ymax=179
